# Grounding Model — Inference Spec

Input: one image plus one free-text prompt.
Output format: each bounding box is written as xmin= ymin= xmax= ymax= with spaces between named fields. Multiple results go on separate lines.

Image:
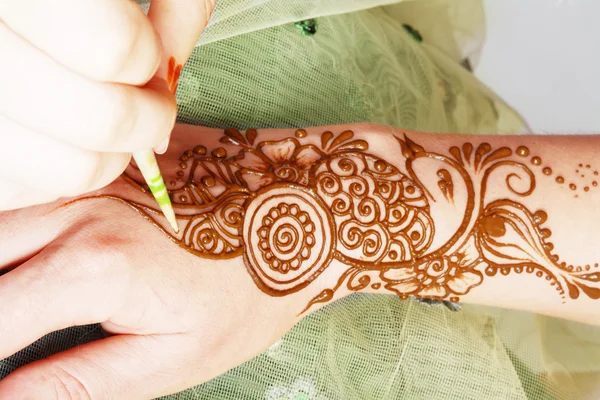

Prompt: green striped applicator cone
xmin=132 ymin=149 xmax=179 ymax=233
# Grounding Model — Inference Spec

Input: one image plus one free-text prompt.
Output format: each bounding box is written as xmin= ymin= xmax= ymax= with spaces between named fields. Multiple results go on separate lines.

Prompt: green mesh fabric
xmin=173 ymin=1 xmax=524 ymax=135
xmin=5 ymin=1 xmax=600 ymax=399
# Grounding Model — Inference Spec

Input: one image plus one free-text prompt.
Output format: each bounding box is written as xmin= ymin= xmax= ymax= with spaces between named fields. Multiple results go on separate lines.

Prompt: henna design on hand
xmin=115 ymin=128 xmax=600 ymax=313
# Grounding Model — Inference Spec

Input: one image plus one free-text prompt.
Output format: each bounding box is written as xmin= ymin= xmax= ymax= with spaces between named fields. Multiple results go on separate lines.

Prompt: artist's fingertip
xmin=154 ymin=136 xmax=170 ymax=155
xmin=89 ymin=152 xmax=131 ymax=193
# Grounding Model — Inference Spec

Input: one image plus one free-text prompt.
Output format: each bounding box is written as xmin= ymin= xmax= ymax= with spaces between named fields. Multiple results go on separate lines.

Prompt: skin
xmin=0 ymin=0 xmax=216 ymax=211
xmin=2 ymin=123 xmax=600 ymax=398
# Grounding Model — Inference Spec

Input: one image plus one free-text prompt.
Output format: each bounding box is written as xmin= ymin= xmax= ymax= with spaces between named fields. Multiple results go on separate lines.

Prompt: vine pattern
xmin=122 ymin=128 xmax=600 ymax=312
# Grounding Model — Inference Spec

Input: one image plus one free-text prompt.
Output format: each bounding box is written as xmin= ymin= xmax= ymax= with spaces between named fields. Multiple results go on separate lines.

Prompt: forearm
xmin=366 ymin=126 xmax=600 ymax=325
xmin=94 ymin=123 xmax=600 ymax=325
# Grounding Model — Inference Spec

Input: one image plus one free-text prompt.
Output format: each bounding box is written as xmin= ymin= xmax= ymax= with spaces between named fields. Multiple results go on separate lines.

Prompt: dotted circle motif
xmin=243 ymin=185 xmax=335 ymax=296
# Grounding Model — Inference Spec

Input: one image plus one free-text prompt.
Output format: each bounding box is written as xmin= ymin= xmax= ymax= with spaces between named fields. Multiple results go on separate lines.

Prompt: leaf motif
xmin=437 ymin=169 xmax=454 ymax=202
xmin=321 ymin=131 xmax=334 ymax=150
xmin=246 ymin=128 xmax=258 ymax=145
xmin=564 ymin=280 xmax=580 ymax=299
xmin=328 ymin=130 xmax=355 ymax=150
xmin=478 ymin=200 xmax=550 ymax=266
xmin=395 ymin=135 xmax=425 ymax=160
xmin=405 ymin=135 xmax=425 ymax=153
xmin=576 ymin=282 xmax=600 ymax=299
xmin=477 ymin=199 xmax=600 ymax=300
xmin=396 ymin=137 xmax=415 ymax=160
xmin=222 ymin=128 xmax=247 ymax=146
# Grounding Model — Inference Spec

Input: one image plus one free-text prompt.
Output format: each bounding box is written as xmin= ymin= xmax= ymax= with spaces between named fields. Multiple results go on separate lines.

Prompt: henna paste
xmin=516 ymin=146 xmax=529 ymax=157
xmin=90 ymin=128 xmax=600 ymax=313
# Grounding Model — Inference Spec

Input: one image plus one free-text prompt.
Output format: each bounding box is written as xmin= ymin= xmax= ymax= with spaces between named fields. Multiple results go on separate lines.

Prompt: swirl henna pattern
xmin=115 ymin=128 xmax=600 ymax=312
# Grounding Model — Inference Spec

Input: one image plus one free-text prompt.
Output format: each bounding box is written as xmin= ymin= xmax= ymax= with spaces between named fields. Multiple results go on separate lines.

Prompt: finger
xmin=0 ymin=116 xmax=131 ymax=200
xmin=0 ymin=176 xmax=59 ymax=213
xmin=0 ymin=0 xmax=161 ymax=85
xmin=0 ymin=22 xmax=176 ymax=153
xmin=0 ymin=334 xmax=200 ymax=399
xmin=0 ymin=230 xmax=128 ymax=360
xmin=149 ymin=0 xmax=216 ymax=84
xmin=0 ymin=186 xmax=60 ymax=270
xmin=148 ymin=0 xmax=216 ymax=153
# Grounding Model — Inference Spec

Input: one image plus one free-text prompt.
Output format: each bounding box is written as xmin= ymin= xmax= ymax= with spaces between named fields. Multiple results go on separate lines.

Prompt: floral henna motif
xmin=121 ymin=128 xmax=600 ymax=312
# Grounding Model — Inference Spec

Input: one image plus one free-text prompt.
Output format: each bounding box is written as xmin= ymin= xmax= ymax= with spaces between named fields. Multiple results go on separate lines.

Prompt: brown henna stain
xmin=212 ymin=148 xmax=227 ymax=158
xmin=474 ymin=143 xmax=492 ymax=170
xmin=246 ymin=129 xmax=258 ymax=145
xmin=594 ymin=181 xmax=598 ymax=187
xmin=193 ymin=145 xmax=206 ymax=155
xmin=167 ymin=56 xmax=183 ymax=94
xmin=556 ymin=176 xmax=565 ymax=184
xmin=531 ymin=156 xmax=542 ymax=166
xmin=516 ymin=146 xmax=529 ymax=157
xmin=462 ymin=143 xmax=473 ymax=163
xmin=542 ymin=167 xmax=552 ymax=176
xmin=437 ymin=169 xmax=454 ymax=202
xmin=480 ymin=215 xmax=506 ymax=237
xmin=295 ymin=129 xmax=307 ymax=138
xmin=585 ymin=187 xmax=590 ymax=192
xmin=570 ymin=183 xmax=577 ymax=191
xmin=93 ymin=128 xmax=600 ymax=313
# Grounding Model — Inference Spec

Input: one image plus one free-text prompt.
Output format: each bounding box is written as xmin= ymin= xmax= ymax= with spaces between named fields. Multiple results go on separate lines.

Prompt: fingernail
xmin=154 ymin=135 xmax=171 ymax=155
xmin=167 ymin=56 xmax=183 ymax=94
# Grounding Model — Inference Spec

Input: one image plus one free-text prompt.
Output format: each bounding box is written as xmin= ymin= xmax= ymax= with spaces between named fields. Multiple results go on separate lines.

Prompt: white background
xmin=475 ymin=0 xmax=600 ymax=133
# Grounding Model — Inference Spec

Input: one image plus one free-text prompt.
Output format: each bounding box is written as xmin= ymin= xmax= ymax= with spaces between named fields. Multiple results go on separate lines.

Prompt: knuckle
xmin=97 ymin=87 xmax=136 ymax=150
xmin=96 ymin=18 xmax=142 ymax=81
xmin=61 ymin=152 xmax=104 ymax=195
xmin=74 ymin=230 xmax=130 ymax=282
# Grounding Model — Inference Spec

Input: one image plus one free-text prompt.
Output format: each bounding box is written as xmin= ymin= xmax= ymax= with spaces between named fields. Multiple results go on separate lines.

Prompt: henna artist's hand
xmin=0 ymin=0 xmax=216 ymax=211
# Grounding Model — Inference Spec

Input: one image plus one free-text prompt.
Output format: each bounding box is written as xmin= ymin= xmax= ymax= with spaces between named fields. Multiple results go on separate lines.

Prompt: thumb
xmin=0 ymin=334 xmax=201 ymax=399
xmin=148 ymin=0 xmax=216 ymax=152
